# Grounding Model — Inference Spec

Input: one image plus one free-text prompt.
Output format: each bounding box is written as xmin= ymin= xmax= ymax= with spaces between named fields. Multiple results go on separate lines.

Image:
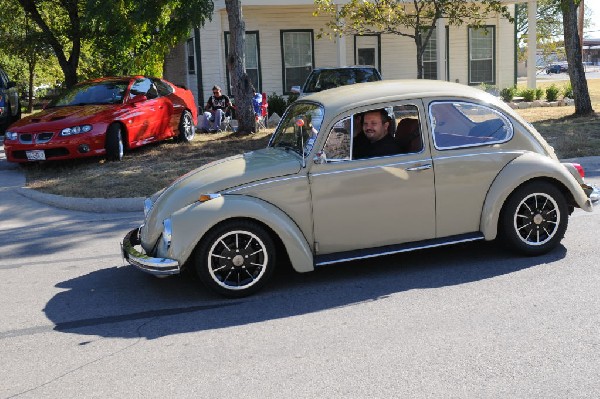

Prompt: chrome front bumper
xmin=121 ymin=227 xmax=181 ymax=276
xmin=583 ymin=183 xmax=600 ymax=207
xmin=591 ymin=185 xmax=599 ymax=206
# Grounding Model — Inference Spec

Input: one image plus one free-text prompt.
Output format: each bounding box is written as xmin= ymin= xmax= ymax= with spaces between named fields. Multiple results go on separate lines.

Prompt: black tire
xmin=177 ymin=110 xmax=195 ymax=143
xmin=195 ymin=220 xmax=276 ymax=297
xmin=499 ymin=181 xmax=568 ymax=256
xmin=105 ymin=123 xmax=124 ymax=161
xmin=13 ymin=101 xmax=22 ymax=123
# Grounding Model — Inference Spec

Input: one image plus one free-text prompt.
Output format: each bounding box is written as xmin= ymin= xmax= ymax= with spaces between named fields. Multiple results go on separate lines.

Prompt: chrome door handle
xmin=405 ymin=164 xmax=432 ymax=171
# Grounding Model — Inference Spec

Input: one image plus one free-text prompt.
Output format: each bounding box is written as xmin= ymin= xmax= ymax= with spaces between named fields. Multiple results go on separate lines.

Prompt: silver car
xmin=122 ymin=80 xmax=598 ymax=297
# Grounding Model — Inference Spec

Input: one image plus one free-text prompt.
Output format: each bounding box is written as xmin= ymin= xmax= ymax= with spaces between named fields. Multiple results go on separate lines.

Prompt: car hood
xmin=9 ymin=105 xmax=118 ymax=130
xmin=142 ymin=148 xmax=303 ymax=246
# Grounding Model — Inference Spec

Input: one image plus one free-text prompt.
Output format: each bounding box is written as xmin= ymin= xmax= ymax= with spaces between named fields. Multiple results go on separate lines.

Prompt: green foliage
xmin=562 ymin=82 xmax=573 ymax=99
xmin=314 ymin=0 xmax=512 ymax=79
xmin=500 ymin=87 xmax=516 ymax=102
xmin=535 ymin=88 xmax=544 ymax=100
xmin=5 ymin=0 xmax=214 ymax=87
xmin=267 ymin=92 xmax=288 ymax=117
xmin=546 ymin=84 xmax=560 ymax=102
xmin=519 ymin=88 xmax=536 ymax=102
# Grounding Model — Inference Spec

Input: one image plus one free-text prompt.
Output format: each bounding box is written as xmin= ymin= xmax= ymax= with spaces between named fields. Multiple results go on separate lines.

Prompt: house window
xmin=225 ymin=31 xmax=261 ymax=94
xmin=354 ymin=35 xmax=381 ymax=72
xmin=281 ymin=30 xmax=314 ymax=94
xmin=422 ymin=28 xmax=437 ymax=80
xmin=469 ymin=26 xmax=495 ymax=85
xmin=187 ymin=39 xmax=195 ymax=75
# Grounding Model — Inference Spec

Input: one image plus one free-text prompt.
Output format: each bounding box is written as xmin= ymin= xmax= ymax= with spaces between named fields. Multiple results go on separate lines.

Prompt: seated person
xmin=201 ymin=85 xmax=231 ymax=132
xmin=252 ymin=90 xmax=263 ymax=122
xmin=353 ymin=109 xmax=402 ymax=159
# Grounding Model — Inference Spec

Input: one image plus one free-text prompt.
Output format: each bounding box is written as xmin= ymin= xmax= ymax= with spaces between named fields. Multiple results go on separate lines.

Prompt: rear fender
xmin=168 ymin=195 xmax=314 ymax=273
xmin=481 ymin=152 xmax=593 ymax=240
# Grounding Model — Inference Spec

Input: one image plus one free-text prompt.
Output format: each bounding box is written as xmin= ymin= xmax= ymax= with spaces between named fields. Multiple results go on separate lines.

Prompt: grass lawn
xmin=19 ymin=79 xmax=600 ymax=199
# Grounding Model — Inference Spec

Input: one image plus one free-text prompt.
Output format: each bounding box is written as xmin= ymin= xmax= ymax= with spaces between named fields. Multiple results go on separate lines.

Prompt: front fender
xmin=167 ymin=195 xmax=314 ymax=273
xmin=481 ymin=152 xmax=593 ymax=240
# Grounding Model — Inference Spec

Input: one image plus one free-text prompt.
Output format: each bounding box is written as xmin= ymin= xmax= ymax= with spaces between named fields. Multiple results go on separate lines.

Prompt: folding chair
xmin=256 ymin=92 xmax=268 ymax=130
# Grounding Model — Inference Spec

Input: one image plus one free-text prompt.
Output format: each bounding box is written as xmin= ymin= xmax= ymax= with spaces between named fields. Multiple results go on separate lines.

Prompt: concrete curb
xmin=4 ymin=155 xmax=599 ymax=214
xmin=16 ymin=187 xmax=144 ymax=213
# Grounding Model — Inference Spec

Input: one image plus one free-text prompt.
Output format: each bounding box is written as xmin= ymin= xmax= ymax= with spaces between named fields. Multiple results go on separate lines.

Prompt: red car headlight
xmin=60 ymin=124 xmax=93 ymax=136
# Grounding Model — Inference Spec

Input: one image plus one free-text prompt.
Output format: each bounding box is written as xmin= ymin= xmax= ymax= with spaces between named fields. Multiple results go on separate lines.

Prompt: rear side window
xmin=429 ymin=101 xmax=513 ymax=149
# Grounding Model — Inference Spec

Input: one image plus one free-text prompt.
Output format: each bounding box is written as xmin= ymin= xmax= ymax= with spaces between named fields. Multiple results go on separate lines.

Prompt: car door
xmin=426 ymin=98 xmax=520 ymax=238
xmin=127 ymin=78 xmax=163 ymax=144
xmin=151 ymin=79 xmax=175 ymax=138
xmin=309 ymin=101 xmax=436 ymax=255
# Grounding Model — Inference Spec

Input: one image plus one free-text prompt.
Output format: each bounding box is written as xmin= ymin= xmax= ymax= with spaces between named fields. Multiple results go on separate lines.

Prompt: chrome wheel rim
xmin=183 ymin=113 xmax=195 ymax=140
xmin=513 ymin=192 xmax=560 ymax=246
xmin=207 ymin=230 xmax=268 ymax=290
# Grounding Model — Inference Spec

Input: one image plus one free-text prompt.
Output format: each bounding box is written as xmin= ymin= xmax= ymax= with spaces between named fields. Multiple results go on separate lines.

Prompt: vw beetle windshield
xmin=269 ymin=102 xmax=324 ymax=157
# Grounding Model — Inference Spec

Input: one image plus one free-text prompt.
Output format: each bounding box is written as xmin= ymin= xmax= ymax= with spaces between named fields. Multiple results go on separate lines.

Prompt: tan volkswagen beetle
xmin=122 ymin=80 xmax=598 ymax=297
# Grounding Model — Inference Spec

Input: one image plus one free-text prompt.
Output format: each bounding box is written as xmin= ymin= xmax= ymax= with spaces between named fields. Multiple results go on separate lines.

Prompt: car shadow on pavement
xmin=43 ymin=240 xmax=567 ymax=340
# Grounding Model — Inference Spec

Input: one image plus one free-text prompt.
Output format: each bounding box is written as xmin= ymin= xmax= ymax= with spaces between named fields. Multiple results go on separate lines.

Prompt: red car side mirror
xmin=128 ymin=95 xmax=147 ymax=105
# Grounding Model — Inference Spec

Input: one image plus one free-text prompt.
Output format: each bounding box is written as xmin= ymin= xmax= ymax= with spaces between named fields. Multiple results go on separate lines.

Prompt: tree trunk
xmin=561 ymin=0 xmax=593 ymax=115
xmin=225 ymin=0 xmax=256 ymax=135
xmin=414 ymin=30 xmax=424 ymax=79
xmin=27 ymin=59 xmax=35 ymax=113
xmin=18 ymin=0 xmax=80 ymax=88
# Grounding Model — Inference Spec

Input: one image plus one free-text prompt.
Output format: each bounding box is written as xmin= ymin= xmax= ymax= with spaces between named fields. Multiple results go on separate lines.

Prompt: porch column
xmin=436 ymin=19 xmax=447 ymax=81
xmin=527 ymin=0 xmax=537 ymax=89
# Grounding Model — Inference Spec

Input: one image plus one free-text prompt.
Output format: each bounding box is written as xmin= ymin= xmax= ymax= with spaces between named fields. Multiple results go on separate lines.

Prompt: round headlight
xmin=4 ymin=131 xmax=17 ymax=141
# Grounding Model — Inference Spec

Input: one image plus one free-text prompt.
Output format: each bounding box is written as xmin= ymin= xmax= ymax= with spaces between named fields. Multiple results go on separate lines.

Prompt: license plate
xmin=25 ymin=150 xmax=46 ymax=161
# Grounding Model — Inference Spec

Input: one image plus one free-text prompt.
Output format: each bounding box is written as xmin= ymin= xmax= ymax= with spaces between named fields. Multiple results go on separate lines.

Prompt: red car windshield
xmin=48 ymin=81 xmax=130 ymax=108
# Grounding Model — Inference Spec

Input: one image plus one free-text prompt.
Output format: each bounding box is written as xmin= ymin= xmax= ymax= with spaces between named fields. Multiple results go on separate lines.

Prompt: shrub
xmin=562 ymin=82 xmax=573 ymax=99
xmin=546 ymin=84 xmax=560 ymax=102
xmin=286 ymin=93 xmax=299 ymax=106
xmin=520 ymin=88 xmax=536 ymax=102
xmin=267 ymin=92 xmax=288 ymax=117
xmin=500 ymin=87 xmax=516 ymax=102
xmin=535 ymin=88 xmax=544 ymax=100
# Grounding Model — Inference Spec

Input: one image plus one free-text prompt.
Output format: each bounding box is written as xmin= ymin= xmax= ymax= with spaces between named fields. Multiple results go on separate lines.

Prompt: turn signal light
xmin=572 ymin=163 xmax=585 ymax=179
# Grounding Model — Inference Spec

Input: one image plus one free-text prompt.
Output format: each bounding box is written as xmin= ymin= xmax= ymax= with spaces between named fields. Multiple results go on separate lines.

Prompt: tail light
xmin=572 ymin=163 xmax=585 ymax=179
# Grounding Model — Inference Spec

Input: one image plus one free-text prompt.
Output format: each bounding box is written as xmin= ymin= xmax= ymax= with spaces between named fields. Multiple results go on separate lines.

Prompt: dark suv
xmin=0 ymin=67 xmax=21 ymax=133
xmin=291 ymin=66 xmax=382 ymax=97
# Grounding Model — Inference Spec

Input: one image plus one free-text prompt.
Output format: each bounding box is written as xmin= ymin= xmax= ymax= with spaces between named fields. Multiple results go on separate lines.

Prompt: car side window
xmin=392 ymin=105 xmax=424 ymax=154
xmin=430 ymin=101 xmax=513 ymax=149
xmin=130 ymin=78 xmax=153 ymax=98
xmin=154 ymin=79 xmax=174 ymax=96
xmin=322 ymin=117 xmax=351 ymax=161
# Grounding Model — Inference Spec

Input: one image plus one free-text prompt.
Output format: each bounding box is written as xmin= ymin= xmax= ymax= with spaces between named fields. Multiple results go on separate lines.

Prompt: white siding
xmin=166 ymin=3 xmax=516 ymax=107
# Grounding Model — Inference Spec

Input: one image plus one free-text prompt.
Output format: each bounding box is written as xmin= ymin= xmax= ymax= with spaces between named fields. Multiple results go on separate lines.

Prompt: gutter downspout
xmin=194 ymin=27 xmax=204 ymax=112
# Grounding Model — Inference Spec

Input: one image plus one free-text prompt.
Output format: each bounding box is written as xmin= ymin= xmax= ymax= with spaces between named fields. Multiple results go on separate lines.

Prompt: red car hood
xmin=9 ymin=105 xmax=120 ymax=131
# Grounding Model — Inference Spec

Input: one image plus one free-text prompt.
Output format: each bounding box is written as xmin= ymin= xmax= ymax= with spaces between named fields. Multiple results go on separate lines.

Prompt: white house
xmin=164 ymin=0 xmax=539 ymax=112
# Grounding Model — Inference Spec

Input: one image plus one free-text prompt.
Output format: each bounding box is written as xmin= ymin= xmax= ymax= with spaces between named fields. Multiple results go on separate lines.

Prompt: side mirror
xmin=313 ymin=151 xmax=328 ymax=164
xmin=291 ymin=86 xmax=301 ymax=94
xmin=128 ymin=95 xmax=147 ymax=105
xmin=7 ymin=81 xmax=16 ymax=89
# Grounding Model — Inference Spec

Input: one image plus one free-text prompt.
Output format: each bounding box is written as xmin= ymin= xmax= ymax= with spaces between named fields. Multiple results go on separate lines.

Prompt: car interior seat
xmin=394 ymin=118 xmax=423 ymax=153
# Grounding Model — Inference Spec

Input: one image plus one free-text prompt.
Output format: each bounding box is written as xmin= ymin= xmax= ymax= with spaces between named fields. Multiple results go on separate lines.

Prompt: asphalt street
xmin=1 ymin=147 xmax=599 ymax=398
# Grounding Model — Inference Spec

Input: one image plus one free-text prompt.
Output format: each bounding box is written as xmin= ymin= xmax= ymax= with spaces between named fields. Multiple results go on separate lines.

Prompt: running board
xmin=314 ymin=232 xmax=485 ymax=267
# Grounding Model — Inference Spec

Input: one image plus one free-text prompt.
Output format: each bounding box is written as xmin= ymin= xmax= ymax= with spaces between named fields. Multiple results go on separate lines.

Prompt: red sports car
xmin=3 ymin=76 xmax=198 ymax=163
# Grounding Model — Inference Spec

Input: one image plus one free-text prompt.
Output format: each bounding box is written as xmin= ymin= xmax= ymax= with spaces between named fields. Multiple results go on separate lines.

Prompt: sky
xmin=585 ymin=0 xmax=600 ymax=38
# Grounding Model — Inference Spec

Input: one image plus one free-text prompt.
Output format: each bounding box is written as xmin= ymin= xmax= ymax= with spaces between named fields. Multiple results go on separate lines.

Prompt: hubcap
xmin=513 ymin=192 xmax=560 ymax=246
xmin=207 ymin=230 xmax=268 ymax=290
xmin=184 ymin=114 xmax=194 ymax=140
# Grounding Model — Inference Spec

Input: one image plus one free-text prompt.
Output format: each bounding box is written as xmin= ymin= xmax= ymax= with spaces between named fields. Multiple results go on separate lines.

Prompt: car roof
xmin=312 ymin=65 xmax=378 ymax=71
xmin=299 ymin=79 xmax=503 ymax=114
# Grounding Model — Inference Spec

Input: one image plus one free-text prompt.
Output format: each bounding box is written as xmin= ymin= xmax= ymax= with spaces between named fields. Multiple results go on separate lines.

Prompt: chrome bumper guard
xmin=590 ymin=185 xmax=600 ymax=206
xmin=121 ymin=228 xmax=181 ymax=276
